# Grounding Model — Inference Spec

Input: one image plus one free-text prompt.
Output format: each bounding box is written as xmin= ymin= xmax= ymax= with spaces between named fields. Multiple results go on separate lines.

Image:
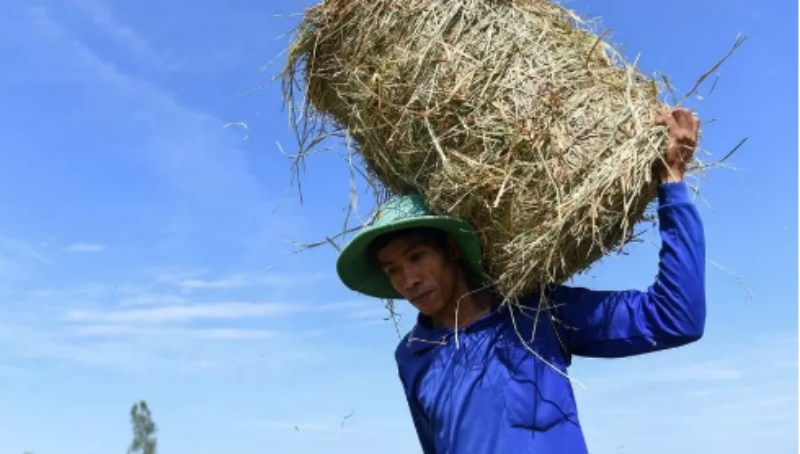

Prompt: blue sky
xmin=0 ymin=0 xmax=796 ymax=453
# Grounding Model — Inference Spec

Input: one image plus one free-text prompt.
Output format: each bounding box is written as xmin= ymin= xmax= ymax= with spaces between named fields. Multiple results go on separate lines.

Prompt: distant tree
xmin=128 ymin=400 xmax=157 ymax=454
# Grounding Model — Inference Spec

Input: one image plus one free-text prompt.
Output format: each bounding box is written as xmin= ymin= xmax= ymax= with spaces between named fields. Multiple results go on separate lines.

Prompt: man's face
xmin=376 ymin=234 xmax=462 ymax=318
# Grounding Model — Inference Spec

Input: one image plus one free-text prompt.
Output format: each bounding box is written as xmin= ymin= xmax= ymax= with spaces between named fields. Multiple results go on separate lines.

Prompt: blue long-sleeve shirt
xmin=395 ymin=182 xmax=706 ymax=454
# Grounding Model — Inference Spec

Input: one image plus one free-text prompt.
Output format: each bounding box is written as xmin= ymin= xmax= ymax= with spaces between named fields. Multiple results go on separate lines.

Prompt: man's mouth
xmin=410 ymin=291 xmax=432 ymax=304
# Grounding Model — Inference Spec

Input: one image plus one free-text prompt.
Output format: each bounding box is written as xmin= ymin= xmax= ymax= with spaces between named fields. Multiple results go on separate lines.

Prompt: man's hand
xmin=654 ymin=108 xmax=700 ymax=183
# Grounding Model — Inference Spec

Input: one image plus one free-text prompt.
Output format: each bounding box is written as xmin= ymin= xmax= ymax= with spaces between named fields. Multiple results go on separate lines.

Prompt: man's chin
xmin=406 ymin=292 xmax=445 ymax=316
xmin=414 ymin=302 xmax=442 ymax=318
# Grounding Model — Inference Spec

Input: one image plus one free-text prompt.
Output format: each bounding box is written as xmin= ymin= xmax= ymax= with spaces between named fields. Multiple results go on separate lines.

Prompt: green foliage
xmin=128 ymin=400 xmax=157 ymax=454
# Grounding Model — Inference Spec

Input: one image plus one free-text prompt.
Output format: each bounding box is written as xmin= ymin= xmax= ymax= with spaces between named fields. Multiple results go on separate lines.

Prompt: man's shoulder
xmin=394 ymin=329 xmax=414 ymax=362
xmin=515 ymin=284 xmax=589 ymax=302
xmin=503 ymin=286 xmax=594 ymax=317
xmin=499 ymin=290 xmax=556 ymax=308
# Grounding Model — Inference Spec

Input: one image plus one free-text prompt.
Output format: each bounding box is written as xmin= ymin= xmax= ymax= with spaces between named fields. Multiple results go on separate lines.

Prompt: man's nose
xmin=403 ymin=267 xmax=423 ymax=291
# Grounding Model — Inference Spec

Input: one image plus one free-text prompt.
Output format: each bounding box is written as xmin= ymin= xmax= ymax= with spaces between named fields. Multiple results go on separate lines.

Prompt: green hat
xmin=336 ymin=194 xmax=484 ymax=299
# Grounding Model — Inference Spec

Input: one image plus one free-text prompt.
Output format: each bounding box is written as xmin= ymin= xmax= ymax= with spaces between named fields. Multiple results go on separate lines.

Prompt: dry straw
xmin=280 ymin=0 xmax=741 ymax=300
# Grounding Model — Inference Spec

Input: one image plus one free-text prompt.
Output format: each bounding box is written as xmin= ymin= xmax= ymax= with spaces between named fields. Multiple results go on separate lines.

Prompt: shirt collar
xmin=403 ymin=295 xmax=506 ymax=355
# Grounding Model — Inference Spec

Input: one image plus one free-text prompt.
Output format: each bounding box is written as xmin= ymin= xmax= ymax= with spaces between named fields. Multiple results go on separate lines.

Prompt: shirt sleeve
xmin=398 ymin=369 xmax=436 ymax=454
xmin=548 ymin=182 xmax=707 ymax=358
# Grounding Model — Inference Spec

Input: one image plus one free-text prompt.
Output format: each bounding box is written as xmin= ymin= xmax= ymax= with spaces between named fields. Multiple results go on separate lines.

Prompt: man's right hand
xmin=654 ymin=108 xmax=700 ymax=183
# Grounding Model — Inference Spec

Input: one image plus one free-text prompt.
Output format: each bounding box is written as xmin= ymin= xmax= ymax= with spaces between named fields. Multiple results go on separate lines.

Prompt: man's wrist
xmin=657 ymin=167 xmax=685 ymax=184
xmin=658 ymin=180 xmax=690 ymax=206
xmin=659 ymin=175 xmax=683 ymax=184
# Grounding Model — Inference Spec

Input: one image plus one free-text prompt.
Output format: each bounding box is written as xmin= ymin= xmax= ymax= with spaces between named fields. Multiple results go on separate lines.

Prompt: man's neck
xmin=431 ymin=289 xmax=493 ymax=329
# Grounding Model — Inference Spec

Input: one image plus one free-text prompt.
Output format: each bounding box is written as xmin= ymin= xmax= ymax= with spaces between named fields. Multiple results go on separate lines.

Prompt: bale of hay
xmin=281 ymin=0 xmax=673 ymax=299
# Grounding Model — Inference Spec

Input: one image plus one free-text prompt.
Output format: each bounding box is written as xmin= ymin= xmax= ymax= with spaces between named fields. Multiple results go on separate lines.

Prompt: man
xmin=335 ymin=108 xmax=704 ymax=453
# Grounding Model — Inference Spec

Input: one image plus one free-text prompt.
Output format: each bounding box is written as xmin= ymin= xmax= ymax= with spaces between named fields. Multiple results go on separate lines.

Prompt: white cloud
xmin=579 ymin=358 xmax=745 ymax=395
xmin=64 ymin=298 xmax=373 ymax=324
xmin=16 ymin=5 xmax=278 ymax=214
xmin=72 ymin=324 xmax=278 ymax=340
xmin=658 ymin=360 xmax=744 ymax=382
xmin=119 ymin=293 xmax=188 ymax=306
xmin=162 ymin=274 xmax=252 ymax=290
xmin=682 ymin=389 xmax=719 ymax=397
xmin=64 ymin=302 xmax=296 ymax=324
xmin=0 ymin=238 xmax=53 ymax=280
xmin=0 ymin=315 xmax=359 ymax=376
xmin=156 ymin=270 xmax=333 ymax=291
xmin=573 ymin=334 xmax=797 ymax=454
xmin=4 ymin=3 xmax=313 ymax=270
xmin=0 ymin=238 xmax=52 ymax=265
xmin=65 ymin=242 xmax=106 ymax=253
xmin=66 ymin=0 xmax=164 ymax=68
xmin=0 ymin=5 xmax=376 ymax=386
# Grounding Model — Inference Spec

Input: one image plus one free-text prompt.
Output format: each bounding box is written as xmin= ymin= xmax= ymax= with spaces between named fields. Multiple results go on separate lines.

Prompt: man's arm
xmin=397 ymin=370 xmax=437 ymax=454
xmin=547 ymin=109 xmax=705 ymax=358
xmin=549 ymin=181 xmax=706 ymax=358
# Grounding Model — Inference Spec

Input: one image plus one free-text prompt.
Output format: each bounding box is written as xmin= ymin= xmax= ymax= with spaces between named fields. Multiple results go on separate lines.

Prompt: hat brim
xmin=336 ymin=215 xmax=484 ymax=299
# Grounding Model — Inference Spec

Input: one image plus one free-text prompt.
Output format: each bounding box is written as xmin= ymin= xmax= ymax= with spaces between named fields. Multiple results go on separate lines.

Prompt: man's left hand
xmin=654 ymin=108 xmax=700 ymax=183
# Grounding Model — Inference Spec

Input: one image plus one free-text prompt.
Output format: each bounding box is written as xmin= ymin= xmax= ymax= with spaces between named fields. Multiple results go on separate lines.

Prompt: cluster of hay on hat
xmin=280 ymin=0 xmax=726 ymax=301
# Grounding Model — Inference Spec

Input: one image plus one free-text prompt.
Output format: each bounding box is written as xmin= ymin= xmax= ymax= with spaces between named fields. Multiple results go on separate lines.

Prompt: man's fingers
xmin=691 ymin=114 xmax=701 ymax=133
xmin=656 ymin=109 xmax=677 ymax=127
xmin=658 ymin=108 xmax=701 ymax=136
xmin=671 ymin=108 xmax=694 ymax=128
